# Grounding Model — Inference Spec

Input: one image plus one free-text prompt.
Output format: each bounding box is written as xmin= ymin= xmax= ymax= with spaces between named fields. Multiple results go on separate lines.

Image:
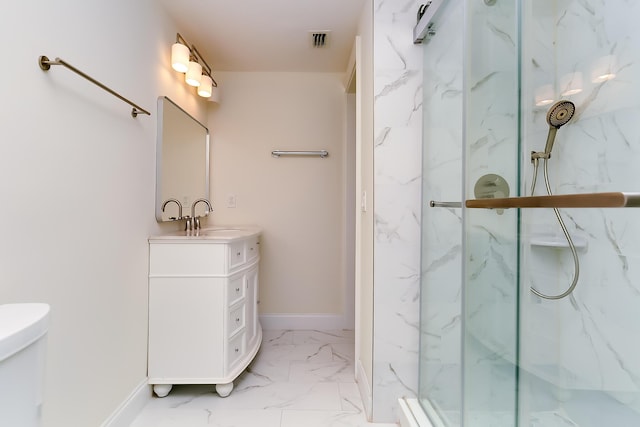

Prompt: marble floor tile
xmin=292 ymin=329 xmax=356 ymax=345
xmin=130 ymin=329 xmax=395 ymax=427
xmin=217 ymin=381 xmax=343 ymax=411
xmin=262 ymin=329 xmax=295 ymax=345
xmin=131 ymin=408 xmax=283 ymax=427
xmin=245 ymin=358 xmax=291 ymax=383
xmin=289 ymin=360 xmax=355 ymax=383
xmin=257 ymin=342 xmax=335 ymax=363
xmin=280 ymin=410 xmax=371 ymax=427
xmin=339 ymin=382 xmax=365 ymax=412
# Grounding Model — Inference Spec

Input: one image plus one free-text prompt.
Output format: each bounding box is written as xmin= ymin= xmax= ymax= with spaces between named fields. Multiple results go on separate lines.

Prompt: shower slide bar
xmin=271 ymin=150 xmax=329 ymax=158
xmin=466 ymin=192 xmax=640 ymax=209
xmin=38 ymin=55 xmax=151 ymax=118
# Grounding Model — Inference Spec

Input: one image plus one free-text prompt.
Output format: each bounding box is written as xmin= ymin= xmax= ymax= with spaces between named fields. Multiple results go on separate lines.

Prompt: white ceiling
xmin=157 ymin=0 xmax=367 ymax=73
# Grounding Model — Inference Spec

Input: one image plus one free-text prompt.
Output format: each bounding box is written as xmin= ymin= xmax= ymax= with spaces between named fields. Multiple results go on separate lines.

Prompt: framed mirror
xmin=155 ymin=96 xmax=210 ymax=221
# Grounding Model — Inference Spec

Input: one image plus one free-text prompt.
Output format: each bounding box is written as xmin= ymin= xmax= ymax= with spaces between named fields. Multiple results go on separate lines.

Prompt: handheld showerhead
xmin=529 ymin=99 xmax=580 ymax=301
xmin=543 ymin=100 xmax=575 ymax=155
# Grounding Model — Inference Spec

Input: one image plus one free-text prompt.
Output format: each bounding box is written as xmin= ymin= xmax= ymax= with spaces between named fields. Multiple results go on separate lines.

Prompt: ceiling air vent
xmin=309 ymin=31 xmax=331 ymax=48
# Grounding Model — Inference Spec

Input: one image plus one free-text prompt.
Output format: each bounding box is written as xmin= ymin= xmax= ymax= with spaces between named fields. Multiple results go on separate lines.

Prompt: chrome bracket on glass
xmin=414 ymin=0 xmax=447 ymax=44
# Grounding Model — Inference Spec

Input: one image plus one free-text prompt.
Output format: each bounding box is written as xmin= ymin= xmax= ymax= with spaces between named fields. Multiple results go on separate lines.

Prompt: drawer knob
xmin=235 ymin=287 xmax=240 ymax=292
xmin=237 ymin=252 xmax=241 ymax=256
xmin=236 ymin=317 xmax=240 ymax=322
xmin=235 ymin=347 xmax=239 ymax=353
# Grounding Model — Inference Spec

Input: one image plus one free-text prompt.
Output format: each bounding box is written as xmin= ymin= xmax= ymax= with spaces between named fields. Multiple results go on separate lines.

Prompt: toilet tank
xmin=0 ymin=303 xmax=50 ymax=427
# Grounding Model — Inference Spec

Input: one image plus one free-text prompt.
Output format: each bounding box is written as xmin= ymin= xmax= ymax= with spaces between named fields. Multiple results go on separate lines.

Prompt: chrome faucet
xmin=161 ymin=198 xmax=183 ymax=220
xmin=191 ymin=198 xmax=213 ymax=230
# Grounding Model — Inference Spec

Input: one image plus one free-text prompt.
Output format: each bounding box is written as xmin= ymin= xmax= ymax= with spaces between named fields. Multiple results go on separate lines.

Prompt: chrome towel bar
xmin=429 ymin=201 xmax=462 ymax=208
xmin=271 ymin=150 xmax=329 ymax=158
xmin=38 ymin=55 xmax=151 ymax=118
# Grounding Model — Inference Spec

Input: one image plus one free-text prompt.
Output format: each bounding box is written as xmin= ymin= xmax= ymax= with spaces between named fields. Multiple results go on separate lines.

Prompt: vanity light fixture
xmin=171 ymin=42 xmax=190 ymax=73
xmin=171 ymin=33 xmax=218 ymax=100
xmin=185 ymin=61 xmax=202 ymax=87
xmin=198 ymin=75 xmax=213 ymax=97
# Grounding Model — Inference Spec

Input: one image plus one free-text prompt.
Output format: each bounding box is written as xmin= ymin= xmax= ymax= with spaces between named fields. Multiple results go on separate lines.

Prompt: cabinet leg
xmin=153 ymin=384 xmax=173 ymax=398
xmin=215 ymin=382 xmax=234 ymax=397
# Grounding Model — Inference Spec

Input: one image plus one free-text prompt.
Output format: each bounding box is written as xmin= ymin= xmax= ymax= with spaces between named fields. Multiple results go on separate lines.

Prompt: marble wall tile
xmin=520 ymin=0 xmax=640 ymax=418
xmin=372 ymin=0 xmax=424 ymax=422
xmin=418 ymin=0 xmax=464 ymax=418
xmin=463 ymin=0 xmax=521 ymax=423
xmin=379 ymin=0 xmax=640 ymax=423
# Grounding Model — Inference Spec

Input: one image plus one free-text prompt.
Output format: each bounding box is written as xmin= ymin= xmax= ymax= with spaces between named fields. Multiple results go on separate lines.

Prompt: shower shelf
xmin=465 ymin=192 xmax=640 ymax=209
xmin=530 ymin=233 xmax=588 ymax=249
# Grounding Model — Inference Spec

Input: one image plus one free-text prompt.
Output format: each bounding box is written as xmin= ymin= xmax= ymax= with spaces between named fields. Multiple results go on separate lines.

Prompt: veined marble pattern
xmin=463 ymin=0 xmax=522 ymax=421
xmin=130 ymin=330 xmax=398 ymax=427
xmin=520 ymin=0 xmax=640 ymax=417
xmin=419 ymin=0 xmax=463 ymax=420
xmin=372 ymin=0 xmax=424 ymax=422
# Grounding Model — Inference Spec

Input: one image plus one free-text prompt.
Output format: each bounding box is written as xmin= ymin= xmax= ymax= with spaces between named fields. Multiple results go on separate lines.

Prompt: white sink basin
xmin=150 ymin=226 xmax=261 ymax=241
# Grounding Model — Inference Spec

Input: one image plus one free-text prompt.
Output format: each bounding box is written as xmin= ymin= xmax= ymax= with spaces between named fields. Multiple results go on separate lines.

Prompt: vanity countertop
xmin=149 ymin=226 xmax=261 ymax=243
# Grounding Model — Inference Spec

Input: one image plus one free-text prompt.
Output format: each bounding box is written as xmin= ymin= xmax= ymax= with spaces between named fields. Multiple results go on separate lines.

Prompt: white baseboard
xmin=101 ymin=379 xmax=152 ymax=427
xmin=356 ymin=359 xmax=373 ymax=420
xmin=259 ymin=314 xmax=348 ymax=330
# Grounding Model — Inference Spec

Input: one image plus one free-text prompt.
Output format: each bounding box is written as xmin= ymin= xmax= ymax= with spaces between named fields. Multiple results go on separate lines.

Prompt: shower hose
xmin=529 ymin=156 xmax=580 ymax=300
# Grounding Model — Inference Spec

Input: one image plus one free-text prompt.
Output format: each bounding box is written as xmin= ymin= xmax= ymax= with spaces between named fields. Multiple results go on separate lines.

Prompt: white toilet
xmin=0 ymin=303 xmax=50 ymax=427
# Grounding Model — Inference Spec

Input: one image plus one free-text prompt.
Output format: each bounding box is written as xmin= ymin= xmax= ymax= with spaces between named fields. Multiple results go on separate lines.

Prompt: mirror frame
xmin=155 ymin=96 xmax=210 ymax=222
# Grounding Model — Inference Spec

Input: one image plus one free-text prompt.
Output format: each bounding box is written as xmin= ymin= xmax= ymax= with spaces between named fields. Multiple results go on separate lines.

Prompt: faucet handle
xmin=183 ymin=215 xmax=192 ymax=231
xmin=194 ymin=216 xmax=201 ymax=230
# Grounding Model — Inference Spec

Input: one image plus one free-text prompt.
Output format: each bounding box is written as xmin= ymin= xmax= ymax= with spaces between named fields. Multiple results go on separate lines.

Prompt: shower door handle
xmin=429 ymin=201 xmax=462 ymax=208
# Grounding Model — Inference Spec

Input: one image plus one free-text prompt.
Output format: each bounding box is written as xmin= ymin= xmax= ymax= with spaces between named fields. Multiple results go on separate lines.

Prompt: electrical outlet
xmin=226 ymin=194 xmax=237 ymax=208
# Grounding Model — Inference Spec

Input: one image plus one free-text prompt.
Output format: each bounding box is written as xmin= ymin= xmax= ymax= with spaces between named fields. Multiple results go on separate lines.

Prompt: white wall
xmin=207 ymin=72 xmax=349 ymax=324
xmin=0 ymin=1 xmax=207 ymax=425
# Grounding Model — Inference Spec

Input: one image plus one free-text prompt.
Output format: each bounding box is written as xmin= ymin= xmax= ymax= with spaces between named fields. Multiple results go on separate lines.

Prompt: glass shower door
xmin=462 ymin=0 xmax=521 ymax=425
xmin=421 ymin=1 xmax=640 ymax=426
xmin=418 ymin=0 xmax=464 ymax=425
xmin=419 ymin=0 xmax=521 ymax=425
xmin=517 ymin=1 xmax=640 ymax=426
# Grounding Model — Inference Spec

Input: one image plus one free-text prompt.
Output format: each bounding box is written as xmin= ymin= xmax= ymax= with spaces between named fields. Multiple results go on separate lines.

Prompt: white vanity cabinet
xmin=147 ymin=229 xmax=262 ymax=398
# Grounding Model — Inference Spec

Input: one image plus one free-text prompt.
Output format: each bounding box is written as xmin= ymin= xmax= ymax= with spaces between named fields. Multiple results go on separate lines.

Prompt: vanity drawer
xmin=228 ymin=241 xmax=246 ymax=269
xmin=228 ymin=304 xmax=246 ymax=337
xmin=227 ymin=331 xmax=245 ymax=368
xmin=246 ymin=237 xmax=259 ymax=263
xmin=227 ymin=274 xmax=245 ymax=306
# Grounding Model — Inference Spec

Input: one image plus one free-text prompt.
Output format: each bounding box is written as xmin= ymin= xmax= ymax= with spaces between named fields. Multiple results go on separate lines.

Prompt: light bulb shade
xmin=208 ymin=85 xmax=221 ymax=103
xmin=185 ymin=61 xmax=202 ymax=87
xmin=171 ymin=43 xmax=190 ymax=73
xmin=198 ymin=75 xmax=213 ymax=97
